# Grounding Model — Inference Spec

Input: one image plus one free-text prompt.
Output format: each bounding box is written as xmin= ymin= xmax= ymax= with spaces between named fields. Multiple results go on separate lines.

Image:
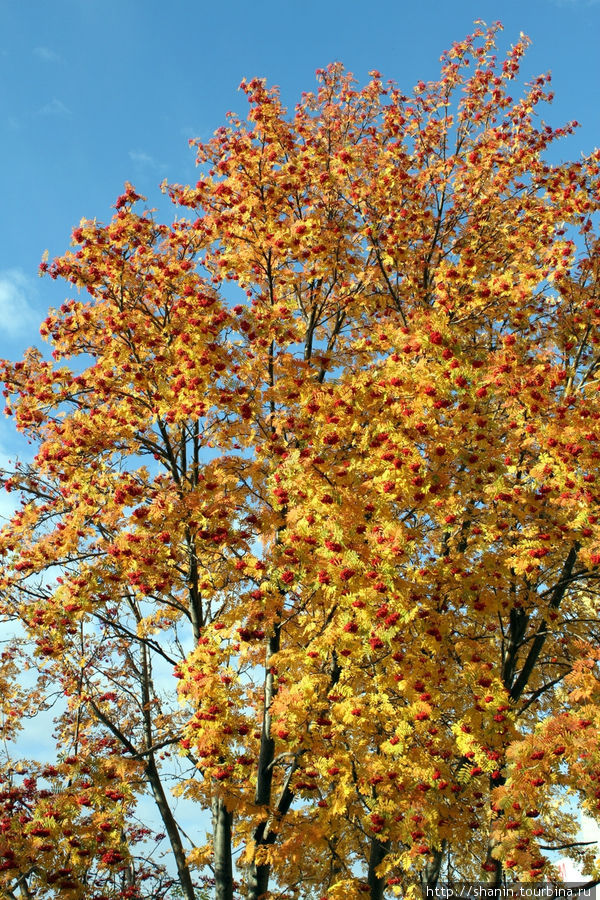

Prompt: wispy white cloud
xmin=0 ymin=434 xmax=22 ymax=523
xmin=579 ymin=812 xmax=600 ymax=846
xmin=0 ymin=269 xmax=40 ymax=338
xmin=38 ymin=97 xmax=71 ymax=117
xmin=0 ymin=483 xmax=18 ymax=523
xmin=556 ymin=813 xmax=600 ymax=880
xmin=129 ymin=150 xmax=166 ymax=172
xmin=33 ymin=46 xmax=62 ymax=63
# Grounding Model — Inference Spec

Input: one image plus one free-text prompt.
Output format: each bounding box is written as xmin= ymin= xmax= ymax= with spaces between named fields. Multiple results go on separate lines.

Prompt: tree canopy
xmin=1 ymin=21 xmax=600 ymax=900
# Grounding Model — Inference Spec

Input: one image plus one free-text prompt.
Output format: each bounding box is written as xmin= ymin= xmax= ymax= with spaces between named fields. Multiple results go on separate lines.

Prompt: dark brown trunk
xmin=368 ymin=835 xmax=390 ymax=900
xmin=423 ymin=842 xmax=446 ymax=888
xmin=246 ymin=626 xmax=281 ymax=900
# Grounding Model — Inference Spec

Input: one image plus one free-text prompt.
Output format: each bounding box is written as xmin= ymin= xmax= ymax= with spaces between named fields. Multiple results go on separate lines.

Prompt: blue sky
xmin=1 ymin=0 xmax=600 ymax=877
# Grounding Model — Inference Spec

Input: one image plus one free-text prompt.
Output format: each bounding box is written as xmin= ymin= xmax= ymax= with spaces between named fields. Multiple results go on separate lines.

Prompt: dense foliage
xmin=1 ymin=22 xmax=600 ymax=900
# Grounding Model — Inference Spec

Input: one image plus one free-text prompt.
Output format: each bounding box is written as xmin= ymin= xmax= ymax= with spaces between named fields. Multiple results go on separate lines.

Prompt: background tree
xmin=1 ymin=21 xmax=600 ymax=900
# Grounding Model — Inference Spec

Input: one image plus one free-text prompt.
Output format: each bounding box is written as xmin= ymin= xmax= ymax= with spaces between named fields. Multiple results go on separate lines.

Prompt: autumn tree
xmin=1 ymin=21 xmax=600 ymax=900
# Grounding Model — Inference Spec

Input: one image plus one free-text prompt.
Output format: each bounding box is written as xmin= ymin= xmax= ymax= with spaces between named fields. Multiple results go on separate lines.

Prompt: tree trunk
xmin=139 ymin=643 xmax=197 ymax=900
xmin=423 ymin=842 xmax=446 ymax=888
xmin=246 ymin=626 xmax=281 ymax=900
xmin=367 ymin=835 xmax=390 ymax=900
xmin=213 ymin=794 xmax=234 ymax=900
xmin=146 ymin=754 xmax=197 ymax=900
